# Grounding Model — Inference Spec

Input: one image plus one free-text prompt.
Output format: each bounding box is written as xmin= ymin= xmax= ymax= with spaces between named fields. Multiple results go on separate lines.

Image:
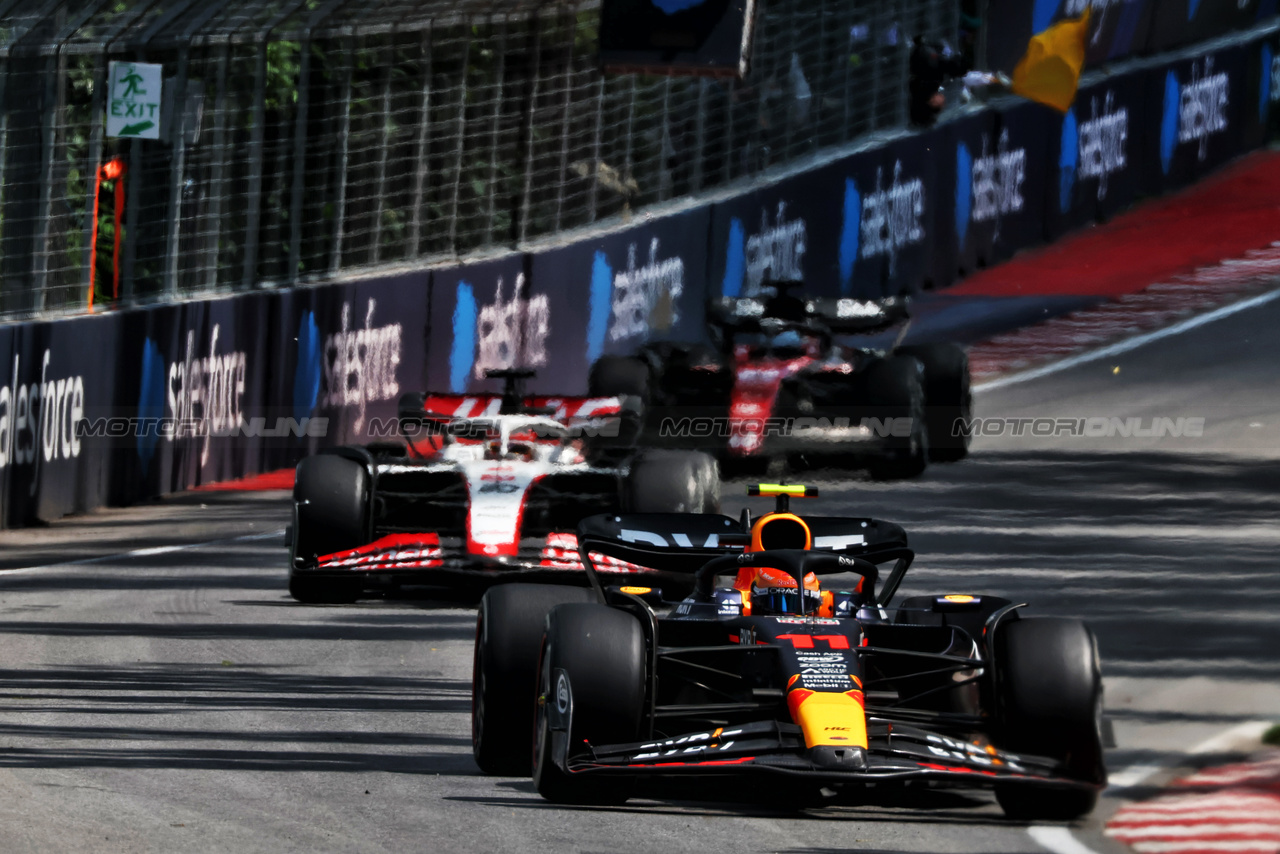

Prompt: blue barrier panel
xmin=526 ymin=207 xmax=711 ymax=393
xmin=0 ymin=323 xmax=12 ymax=526
xmin=981 ymin=100 xmax=1052 ymax=265
xmin=879 ymin=130 xmax=945 ymax=296
xmin=1240 ymin=32 xmax=1280 ymax=151
xmin=426 ymin=253 xmax=531 ymax=395
xmin=111 ymin=303 xmax=186 ymax=506
xmin=936 ymin=111 xmax=998 ymax=285
xmin=275 ymin=280 xmax=356 ymax=456
xmin=1141 ymin=43 xmax=1248 ymax=195
xmin=827 ymin=147 xmax=900 ymax=299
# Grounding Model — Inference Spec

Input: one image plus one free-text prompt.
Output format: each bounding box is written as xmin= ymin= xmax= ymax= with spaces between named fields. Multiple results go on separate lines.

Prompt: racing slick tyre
xmin=288 ymin=454 xmax=368 ymax=604
xmin=863 ymin=356 xmax=929 ymax=480
xmin=993 ymin=617 xmax=1106 ymax=821
xmin=472 ymin=583 xmax=596 ymax=776
xmin=895 ymin=342 xmax=972 ymax=462
xmin=625 ymin=449 xmax=720 ymax=513
xmin=534 ymin=604 xmax=646 ymax=805
xmin=588 ymin=355 xmax=651 ymax=402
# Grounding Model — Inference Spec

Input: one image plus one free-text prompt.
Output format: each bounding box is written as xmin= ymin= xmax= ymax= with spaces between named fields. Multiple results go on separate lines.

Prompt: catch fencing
xmin=0 ymin=0 xmax=955 ymax=319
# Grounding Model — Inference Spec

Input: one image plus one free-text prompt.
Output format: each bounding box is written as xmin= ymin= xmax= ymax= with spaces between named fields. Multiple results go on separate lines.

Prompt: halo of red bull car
xmin=286 ymin=287 xmax=1106 ymax=819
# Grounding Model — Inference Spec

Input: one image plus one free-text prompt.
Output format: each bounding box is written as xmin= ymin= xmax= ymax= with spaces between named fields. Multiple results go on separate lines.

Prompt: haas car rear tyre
xmin=625 ymin=449 xmax=720 ymax=513
xmin=864 ymin=356 xmax=929 ymax=480
xmin=993 ymin=617 xmax=1106 ymax=820
xmin=895 ymin=342 xmax=972 ymax=462
xmin=288 ymin=454 xmax=368 ymax=604
xmin=588 ymin=355 xmax=651 ymax=401
xmin=471 ymin=584 xmax=595 ymax=776
xmin=533 ymin=604 xmax=646 ymax=805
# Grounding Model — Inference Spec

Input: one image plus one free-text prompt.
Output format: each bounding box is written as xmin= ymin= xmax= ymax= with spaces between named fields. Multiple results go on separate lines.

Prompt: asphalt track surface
xmin=1 ymin=296 xmax=1278 ymax=853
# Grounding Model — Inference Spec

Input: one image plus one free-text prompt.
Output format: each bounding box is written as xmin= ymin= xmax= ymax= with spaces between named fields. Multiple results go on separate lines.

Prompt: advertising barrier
xmin=0 ymin=28 xmax=1276 ymax=529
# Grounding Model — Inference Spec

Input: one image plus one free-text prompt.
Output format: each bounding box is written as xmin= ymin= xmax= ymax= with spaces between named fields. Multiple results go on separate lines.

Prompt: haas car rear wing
xmin=397 ymin=369 xmax=641 ymax=443
xmin=575 ymin=493 xmax=915 ymax=605
xmin=708 ymin=280 xmax=910 ymax=335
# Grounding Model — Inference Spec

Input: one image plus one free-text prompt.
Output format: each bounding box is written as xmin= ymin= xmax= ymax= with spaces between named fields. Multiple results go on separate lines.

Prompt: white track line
xmin=974 ymin=288 xmax=1280 ymax=393
xmin=0 ymin=528 xmax=286 ymax=574
xmin=1028 ymin=720 xmax=1275 ymax=854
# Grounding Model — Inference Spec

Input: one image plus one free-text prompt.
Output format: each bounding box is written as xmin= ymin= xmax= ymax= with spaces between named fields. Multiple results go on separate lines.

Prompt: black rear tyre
xmin=864 ymin=356 xmax=928 ymax=480
xmin=533 ymin=604 xmax=645 ymax=804
xmin=588 ymin=355 xmax=651 ymax=401
xmin=289 ymin=454 xmax=368 ymax=604
xmin=993 ymin=617 xmax=1105 ymax=820
xmin=896 ymin=342 xmax=972 ymax=462
xmin=472 ymin=584 xmax=596 ymax=775
xmin=625 ymin=449 xmax=720 ymax=513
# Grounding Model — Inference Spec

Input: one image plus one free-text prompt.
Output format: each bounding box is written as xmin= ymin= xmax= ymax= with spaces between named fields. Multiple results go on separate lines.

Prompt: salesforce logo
xmin=1161 ymin=57 xmax=1230 ymax=175
xmin=137 ymin=338 xmax=165 ymax=474
xmin=447 ymin=276 xmax=550 ymax=393
xmin=1059 ymin=90 xmax=1130 ymax=213
xmin=1059 ymin=107 xmax=1079 ymax=213
xmin=1261 ymin=43 xmax=1275 ymax=123
xmin=721 ymin=203 xmax=807 ymax=298
xmin=589 ymin=238 xmax=684 ymax=357
xmin=955 ymin=132 xmax=1026 ymax=245
xmin=955 ymin=142 xmax=972 ymax=247
xmin=838 ymin=161 xmax=925 ymax=292
xmin=293 ymin=311 xmax=322 ymax=423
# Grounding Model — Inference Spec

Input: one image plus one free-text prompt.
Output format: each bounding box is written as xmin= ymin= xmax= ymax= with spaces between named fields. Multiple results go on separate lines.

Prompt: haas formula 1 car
xmin=287 ymin=370 xmax=719 ymax=603
xmin=588 ymin=281 xmax=972 ymax=478
xmin=471 ymin=484 xmax=1106 ymax=820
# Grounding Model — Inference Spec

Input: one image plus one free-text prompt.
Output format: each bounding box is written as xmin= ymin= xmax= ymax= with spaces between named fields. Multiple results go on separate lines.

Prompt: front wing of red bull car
xmin=287 ymin=369 xmax=719 ymax=604
xmin=490 ymin=486 xmax=1106 ymax=818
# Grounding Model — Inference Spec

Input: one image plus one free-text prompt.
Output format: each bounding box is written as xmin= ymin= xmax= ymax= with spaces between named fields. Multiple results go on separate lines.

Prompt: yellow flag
xmin=1011 ymin=9 xmax=1090 ymax=113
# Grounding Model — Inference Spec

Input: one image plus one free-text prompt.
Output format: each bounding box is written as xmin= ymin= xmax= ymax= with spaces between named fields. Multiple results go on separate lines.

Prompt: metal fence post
xmin=328 ymin=35 xmax=354 ymax=275
xmin=552 ymin=11 xmax=574 ymax=232
xmin=79 ymin=55 xmax=106 ymax=300
xmin=585 ymin=75 xmax=605 ymax=222
xmin=203 ymin=45 xmax=229 ymax=291
xmin=446 ymin=35 xmax=470 ymax=256
xmin=407 ymin=22 xmax=433 ymax=258
xmin=240 ymin=38 xmax=268 ymax=289
xmin=31 ymin=53 xmax=63 ymax=312
xmin=162 ymin=47 xmax=190 ymax=296
xmin=515 ymin=12 xmax=542 ymax=245
xmin=483 ymin=19 xmax=507 ymax=247
xmin=370 ymin=43 xmax=395 ymax=265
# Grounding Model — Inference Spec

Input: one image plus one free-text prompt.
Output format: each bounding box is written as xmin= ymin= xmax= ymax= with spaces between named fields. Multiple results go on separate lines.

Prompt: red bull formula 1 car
xmin=588 ymin=281 xmax=972 ymax=479
xmin=471 ymin=485 xmax=1106 ymax=819
xmin=287 ymin=370 xmax=719 ymax=603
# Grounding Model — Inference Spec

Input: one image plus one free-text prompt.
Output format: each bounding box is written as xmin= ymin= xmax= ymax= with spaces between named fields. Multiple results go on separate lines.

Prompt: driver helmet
xmin=733 ymin=512 xmax=824 ymax=616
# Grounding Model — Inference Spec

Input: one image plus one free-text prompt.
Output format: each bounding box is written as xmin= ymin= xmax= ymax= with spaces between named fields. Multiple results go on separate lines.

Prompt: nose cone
xmin=809 ymin=745 xmax=867 ymax=770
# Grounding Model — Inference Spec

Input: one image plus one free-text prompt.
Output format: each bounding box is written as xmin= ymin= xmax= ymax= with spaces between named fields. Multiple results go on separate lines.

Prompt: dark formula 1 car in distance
xmin=588 ymin=281 xmax=972 ymax=479
xmin=471 ymin=485 xmax=1106 ymax=819
xmin=287 ymin=370 xmax=719 ymax=603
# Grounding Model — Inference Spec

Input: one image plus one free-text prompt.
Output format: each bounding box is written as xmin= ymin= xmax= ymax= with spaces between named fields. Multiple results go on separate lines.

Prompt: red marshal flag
xmin=1011 ymin=9 xmax=1090 ymax=113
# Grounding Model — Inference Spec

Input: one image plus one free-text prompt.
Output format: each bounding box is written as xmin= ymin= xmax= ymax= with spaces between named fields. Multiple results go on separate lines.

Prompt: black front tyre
xmin=288 ymin=454 xmax=369 ymax=604
xmin=993 ymin=617 xmax=1106 ymax=821
xmin=625 ymin=449 xmax=720 ymax=513
xmin=533 ymin=604 xmax=646 ymax=805
xmin=896 ymin=342 xmax=972 ymax=462
xmin=471 ymin=584 xmax=596 ymax=776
